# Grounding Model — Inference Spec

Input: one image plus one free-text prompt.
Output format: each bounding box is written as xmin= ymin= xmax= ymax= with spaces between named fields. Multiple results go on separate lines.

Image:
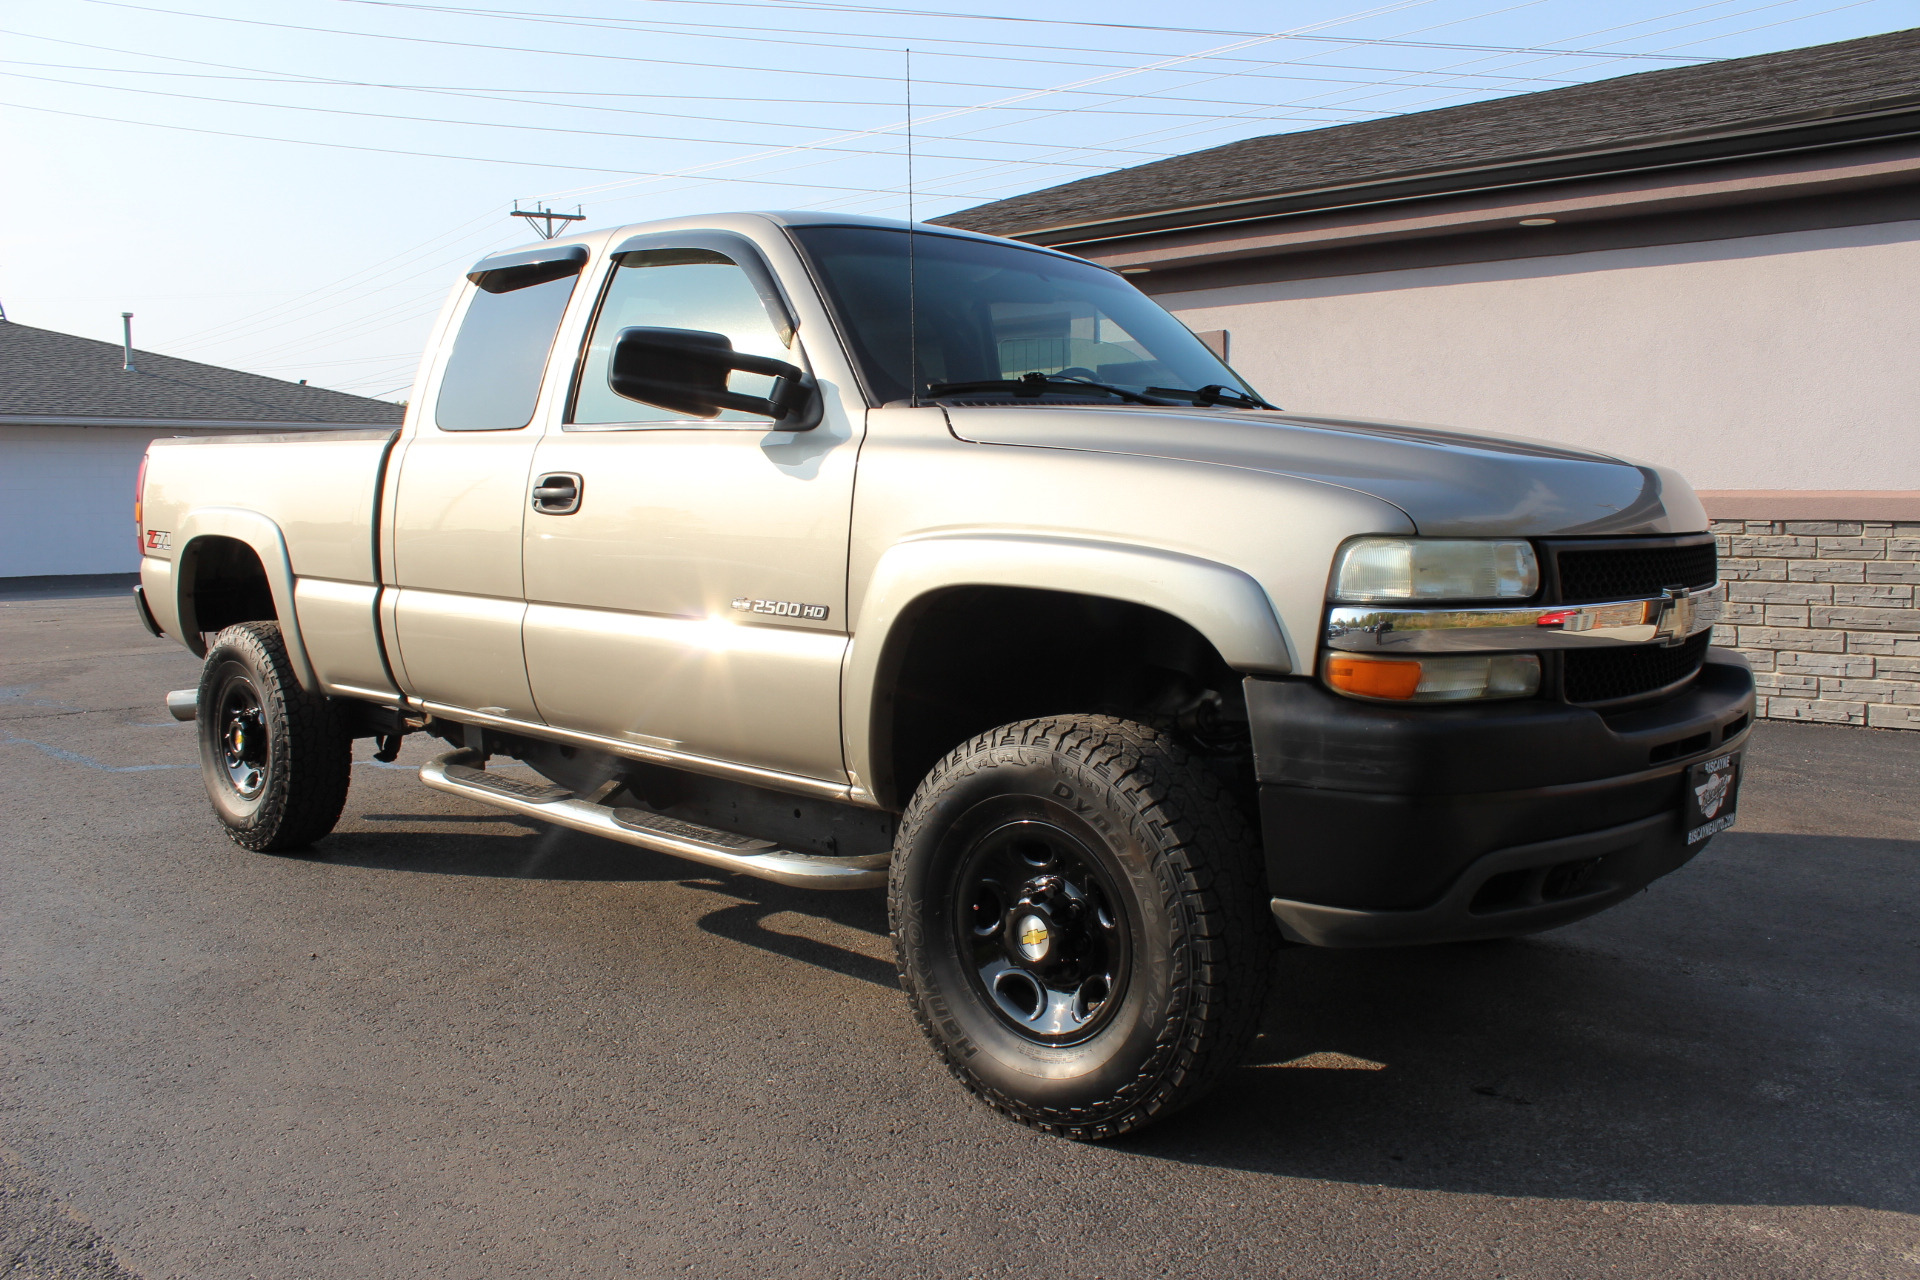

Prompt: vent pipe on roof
xmin=121 ymin=312 xmax=137 ymax=373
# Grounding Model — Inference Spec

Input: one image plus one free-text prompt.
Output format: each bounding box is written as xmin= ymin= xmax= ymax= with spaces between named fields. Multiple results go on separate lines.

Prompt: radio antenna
xmin=905 ymin=47 xmax=919 ymax=409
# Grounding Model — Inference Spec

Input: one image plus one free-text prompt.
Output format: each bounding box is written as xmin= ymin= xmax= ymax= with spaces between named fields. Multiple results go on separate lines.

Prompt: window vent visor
xmin=467 ymin=243 xmax=588 ymax=294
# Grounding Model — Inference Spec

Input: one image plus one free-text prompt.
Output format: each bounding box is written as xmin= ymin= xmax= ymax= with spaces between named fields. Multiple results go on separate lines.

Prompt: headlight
xmin=1324 ymin=653 xmax=1541 ymax=703
xmin=1331 ymin=537 xmax=1538 ymax=602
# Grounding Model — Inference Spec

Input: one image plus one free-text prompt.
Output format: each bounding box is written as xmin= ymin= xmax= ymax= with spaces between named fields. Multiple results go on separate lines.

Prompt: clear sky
xmin=3 ymin=0 xmax=1914 ymax=402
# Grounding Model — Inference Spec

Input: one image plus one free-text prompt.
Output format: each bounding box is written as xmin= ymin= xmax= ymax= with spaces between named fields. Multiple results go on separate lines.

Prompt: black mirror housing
xmin=607 ymin=326 xmax=818 ymax=428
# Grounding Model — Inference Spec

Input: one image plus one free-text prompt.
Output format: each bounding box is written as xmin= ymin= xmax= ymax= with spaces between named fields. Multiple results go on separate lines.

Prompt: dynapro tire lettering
xmin=731 ymin=597 xmax=829 ymax=620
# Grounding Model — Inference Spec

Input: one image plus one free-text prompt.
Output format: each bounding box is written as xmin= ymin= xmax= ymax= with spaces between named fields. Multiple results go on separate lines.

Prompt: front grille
xmin=1563 ymin=631 xmax=1710 ymax=705
xmin=1553 ymin=540 xmax=1717 ymax=604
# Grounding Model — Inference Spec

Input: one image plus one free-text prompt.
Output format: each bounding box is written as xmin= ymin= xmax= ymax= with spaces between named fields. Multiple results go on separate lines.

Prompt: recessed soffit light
xmin=1119 ymin=266 xmax=1151 ymax=274
xmin=1519 ymin=217 xmax=1558 ymax=227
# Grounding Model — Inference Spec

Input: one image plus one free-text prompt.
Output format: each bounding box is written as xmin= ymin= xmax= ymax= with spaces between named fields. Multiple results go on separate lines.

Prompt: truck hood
xmin=944 ymin=405 xmax=1707 ymax=537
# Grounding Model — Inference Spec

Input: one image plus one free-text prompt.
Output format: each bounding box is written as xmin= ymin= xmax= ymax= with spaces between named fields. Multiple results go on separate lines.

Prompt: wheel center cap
xmin=1013 ymin=912 xmax=1052 ymax=964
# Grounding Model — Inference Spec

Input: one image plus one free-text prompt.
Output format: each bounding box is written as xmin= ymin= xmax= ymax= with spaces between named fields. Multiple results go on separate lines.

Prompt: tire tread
xmin=198 ymin=621 xmax=352 ymax=851
xmin=891 ymin=715 xmax=1272 ymax=1140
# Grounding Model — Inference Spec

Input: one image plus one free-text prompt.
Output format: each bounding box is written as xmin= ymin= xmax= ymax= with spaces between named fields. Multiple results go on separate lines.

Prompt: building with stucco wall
xmin=939 ymin=28 xmax=1920 ymax=729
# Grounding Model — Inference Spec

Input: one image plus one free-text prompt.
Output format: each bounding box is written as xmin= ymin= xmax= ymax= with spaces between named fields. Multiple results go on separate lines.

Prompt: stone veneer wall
xmin=1711 ymin=519 xmax=1920 ymax=730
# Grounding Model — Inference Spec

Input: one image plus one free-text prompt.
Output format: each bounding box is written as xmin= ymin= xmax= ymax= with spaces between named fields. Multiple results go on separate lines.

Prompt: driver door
xmin=519 ymin=236 xmax=859 ymax=784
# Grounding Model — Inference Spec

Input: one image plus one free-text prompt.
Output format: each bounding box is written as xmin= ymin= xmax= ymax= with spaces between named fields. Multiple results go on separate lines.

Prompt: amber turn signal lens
xmin=1326 ymin=655 xmax=1424 ymax=700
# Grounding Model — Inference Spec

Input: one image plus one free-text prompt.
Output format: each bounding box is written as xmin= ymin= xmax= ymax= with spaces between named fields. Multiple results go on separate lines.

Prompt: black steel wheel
xmin=196 ymin=621 xmax=352 ymax=852
xmin=891 ymin=716 xmax=1274 ymax=1140
xmin=214 ymin=675 xmax=271 ymax=799
xmin=956 ymin=815 xmax=1131 ymax=1044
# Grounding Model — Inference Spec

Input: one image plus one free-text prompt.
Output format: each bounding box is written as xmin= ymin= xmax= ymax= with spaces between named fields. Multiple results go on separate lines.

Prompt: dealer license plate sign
xmin=1683 ymin=751 xmax=1741 ymax=845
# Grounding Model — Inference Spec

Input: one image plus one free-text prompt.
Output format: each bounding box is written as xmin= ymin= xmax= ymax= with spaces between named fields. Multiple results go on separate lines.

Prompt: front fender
xmin=840 ymin=533 xmax=1293 ymax=804
xmin=171 ymin=507 xmax=319 ymax=692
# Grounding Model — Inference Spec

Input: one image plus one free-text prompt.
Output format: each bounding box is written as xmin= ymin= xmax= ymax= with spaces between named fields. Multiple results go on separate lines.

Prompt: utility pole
xmin=121 ymin=312 xmax=137 ymax=373
xmin=510 ymin=202 xmax=585 ymax=240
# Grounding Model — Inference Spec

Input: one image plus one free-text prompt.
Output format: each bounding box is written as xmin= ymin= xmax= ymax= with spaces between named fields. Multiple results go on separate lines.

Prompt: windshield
xmin=788 ymin=225 xmax=1261 ymax=406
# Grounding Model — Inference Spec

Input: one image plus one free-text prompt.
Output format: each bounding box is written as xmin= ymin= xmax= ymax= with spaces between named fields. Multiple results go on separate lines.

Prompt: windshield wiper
xmin=1145 ymin=383 xmax=1280 ymax=410
xmin=923 ymin=373 xmax=1170 ymax=406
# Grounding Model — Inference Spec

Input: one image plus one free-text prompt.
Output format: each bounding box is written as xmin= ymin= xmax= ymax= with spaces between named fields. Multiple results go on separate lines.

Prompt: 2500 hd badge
xmin=732 ymin=596 xmax=829 ymax=621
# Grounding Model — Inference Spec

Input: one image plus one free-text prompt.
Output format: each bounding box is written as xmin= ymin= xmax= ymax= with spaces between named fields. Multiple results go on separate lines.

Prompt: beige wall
xmin=1159 ymin=219 xmax=1920 ymax=493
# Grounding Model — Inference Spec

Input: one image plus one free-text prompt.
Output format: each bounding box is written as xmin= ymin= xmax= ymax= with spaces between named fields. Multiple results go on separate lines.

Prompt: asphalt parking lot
xmin=3 ymin=585 xmax=1917 ymax=1280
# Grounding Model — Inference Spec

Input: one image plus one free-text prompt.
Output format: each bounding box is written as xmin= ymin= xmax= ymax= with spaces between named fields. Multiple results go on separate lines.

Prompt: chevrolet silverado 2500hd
xmin=134 ymin=212 xmax=1753 ymax=1139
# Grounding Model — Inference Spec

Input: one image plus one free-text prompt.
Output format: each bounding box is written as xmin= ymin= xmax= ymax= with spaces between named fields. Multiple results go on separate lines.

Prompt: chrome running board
xmin=418 ymin=749 xmax=889 ymax=890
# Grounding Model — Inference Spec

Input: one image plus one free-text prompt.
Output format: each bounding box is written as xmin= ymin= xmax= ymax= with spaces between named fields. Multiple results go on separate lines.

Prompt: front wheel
xmin=196 ymin=621 xmax=352 ymax=851
xmin=890 ymin=716 xmax=1274 ymax=1140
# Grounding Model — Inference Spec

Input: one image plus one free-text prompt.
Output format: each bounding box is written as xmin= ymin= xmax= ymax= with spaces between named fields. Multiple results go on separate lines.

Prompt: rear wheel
xmin=196 ymin=622 xmax=352 ymax=851
xmin=890 ymin=716 xmax=1273 ymax=1140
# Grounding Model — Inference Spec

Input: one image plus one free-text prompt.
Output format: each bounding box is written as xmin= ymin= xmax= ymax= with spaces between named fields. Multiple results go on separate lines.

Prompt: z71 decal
xmin=732 ymin=597 xmax=829 ymax=621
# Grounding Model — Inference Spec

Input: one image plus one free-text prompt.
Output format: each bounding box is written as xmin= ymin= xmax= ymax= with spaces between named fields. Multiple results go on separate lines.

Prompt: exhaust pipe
xmin=166 ymin=688 xmax=198 ymax=722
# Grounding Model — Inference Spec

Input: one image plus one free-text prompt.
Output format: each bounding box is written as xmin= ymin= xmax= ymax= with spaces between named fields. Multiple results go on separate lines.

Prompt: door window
xmin=571 ymin=248 xmax=793 ymax=426
xmin=435 ymin=261 xmax=582 ymax=432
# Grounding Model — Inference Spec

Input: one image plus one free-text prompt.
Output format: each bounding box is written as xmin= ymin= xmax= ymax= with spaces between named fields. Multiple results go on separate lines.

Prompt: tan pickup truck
xmin=134 ymin=211 xmax=1753 ymax=1139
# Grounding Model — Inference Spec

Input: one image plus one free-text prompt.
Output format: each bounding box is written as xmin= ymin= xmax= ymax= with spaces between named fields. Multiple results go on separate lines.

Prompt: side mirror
xmin=607 ymin=326 xmax=818 ymax=428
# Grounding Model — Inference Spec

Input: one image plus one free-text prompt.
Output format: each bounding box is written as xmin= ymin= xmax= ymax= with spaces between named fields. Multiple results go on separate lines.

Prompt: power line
xmin=489 ymin=0 xmax=1725 ymax=59
xmin=5 ymin=22 xmax=1554 ymax=122
xmin=0 ymin=99 xmax=970 ymax=195
xmin=323 ymin=0 xmax=1699 ymax=84
xmin=796 ymin=0 xmax=1556 ymax=210
xmin=1 ymin=68 xmax=1150 ymax=168
xmin=524 ymin=0 xmax=1438 ymax=206
xmin=60 ymin=1 xmax=1539 ymax=114
xmin=66 ymin=0 xmax=1361 ymax=93
xmin=0 ymin=34 xmax=1611 ymax=108
xmin=0 ymin=55 xmax=1422 ymax=133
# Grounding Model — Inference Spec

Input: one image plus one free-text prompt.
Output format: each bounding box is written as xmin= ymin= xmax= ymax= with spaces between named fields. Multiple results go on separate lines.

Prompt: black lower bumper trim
xmin=132 ymin=584 xmax=163 ymax=638
xmin=1270 ymin=811 xmax=1697 ymax=947
xmin=1247 ymin=652 xmax=1754 ymax=945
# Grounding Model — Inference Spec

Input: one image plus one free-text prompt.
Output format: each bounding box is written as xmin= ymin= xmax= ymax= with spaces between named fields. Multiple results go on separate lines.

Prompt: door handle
xmin=531 ymin=472 xmax=582 ymax=515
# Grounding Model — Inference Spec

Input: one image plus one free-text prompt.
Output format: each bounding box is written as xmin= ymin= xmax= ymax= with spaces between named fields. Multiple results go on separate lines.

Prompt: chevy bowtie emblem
xmin=1014 ymin=914 xmax=1051 ymax=962
xmin=1653 ymin=587 xmax=1696 ymax=648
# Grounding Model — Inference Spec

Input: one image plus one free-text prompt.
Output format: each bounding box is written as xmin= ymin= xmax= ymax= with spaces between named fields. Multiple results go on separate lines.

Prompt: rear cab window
xmin=435 ymin=245 xmax=588 ymax=432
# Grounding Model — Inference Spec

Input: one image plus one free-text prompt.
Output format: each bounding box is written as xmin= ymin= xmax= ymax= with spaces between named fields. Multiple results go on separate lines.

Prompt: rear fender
xmin=172 ymin=508 xmax=318 ymax=692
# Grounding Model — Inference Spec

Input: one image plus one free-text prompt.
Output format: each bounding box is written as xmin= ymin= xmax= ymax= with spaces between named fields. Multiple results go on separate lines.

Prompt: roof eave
xmin=985 ymin=98 xmax=1920 ymax=249
xmin=0 ymin=415 xmax=401 ymax=429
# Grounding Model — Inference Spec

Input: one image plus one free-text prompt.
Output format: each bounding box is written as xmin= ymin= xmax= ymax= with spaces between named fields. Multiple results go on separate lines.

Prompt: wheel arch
xmin=172 ymin=508 xmax=318 ymax=691
xmin=843 ymin=534 xmax=1293 ymax=809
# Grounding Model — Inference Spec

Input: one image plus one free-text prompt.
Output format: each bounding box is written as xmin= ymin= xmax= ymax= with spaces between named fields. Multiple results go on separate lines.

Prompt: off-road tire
xmin=890 ymin=716 xmax=1273 ymax=1140
xmin=196 ymin=621 xmax=352 ymax=852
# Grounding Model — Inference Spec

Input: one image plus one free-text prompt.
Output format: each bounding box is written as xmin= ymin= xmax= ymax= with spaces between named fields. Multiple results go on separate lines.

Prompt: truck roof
xmin=471 ymin=210 xmax=1082 ymax=277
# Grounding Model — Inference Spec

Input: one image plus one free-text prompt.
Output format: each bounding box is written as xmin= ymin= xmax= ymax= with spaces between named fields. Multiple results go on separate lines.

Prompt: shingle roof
xmin=0 ymin=321 xmax=405 ymax=424
xmin=937 ymin=27 xmax=1920 ymax=241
